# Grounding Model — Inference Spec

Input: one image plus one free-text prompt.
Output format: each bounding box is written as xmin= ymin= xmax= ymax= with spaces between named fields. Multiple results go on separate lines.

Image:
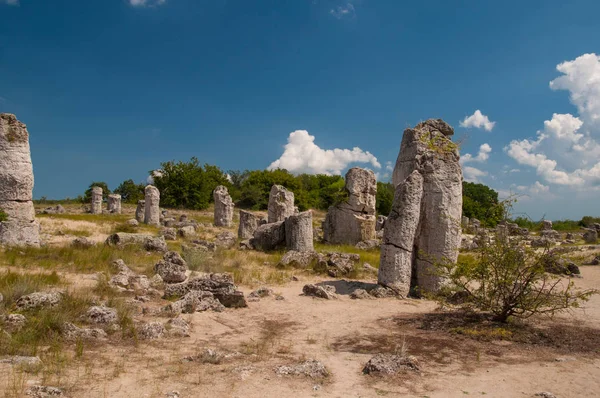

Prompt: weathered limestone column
xmin=91 ymin=186 xmax=103 ymax=214
xmin=135 ymin=200 xmax=145 ymax=223
xmin=238 ymin=210 xmax=260 ymax=239
xmin=267 ymin=185 xmax=295 ymax=223
xmin=144 ymin=185 xmax=160 ymax=226
xmin=213 ymin=185 xmax=234 ymax=227
xmin=0 ymin=113 xmax=40 ymax=247
xmin=378 ymin=170 xmax=423 ymax=296
xmin=285 ymin=210 xmax=314 ymax=252
xmin=380 ymin=119 xmax=462 ymax=296
xmin=323 ymin=167 xmax=377 ymax=245
xmin=107 ymin=194 xmax=122 ymax=214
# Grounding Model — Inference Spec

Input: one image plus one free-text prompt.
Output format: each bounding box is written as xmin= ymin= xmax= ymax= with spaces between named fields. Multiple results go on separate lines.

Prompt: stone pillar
xmin=380 ymin=119 xmax=462 ymax=296
xmin=285 ymin=210 xmax=314 ymax=252
xmin=91 ymin=186 xmax=103 ymax=215
xmin=541 ymin=220 xmax=553 ymax=231
xmin=136 ymin=200 xmax=145 ymax=223
xmin=323 ymin=167 xmax=377 ymax=245
xmin=144 ymin=185 xmax=160 ymax=226
xmin=213 ymin=185 xmax=234 ymax=227
xmin=238 ymin=210 xmax=260 ymax=239
xmin=107 ymin=194 xmax=122 ymax=214
xmin=267 ymin=185 xmax=295 ymax=223
xmin=0 ymin=113 xmax=40 ymax=247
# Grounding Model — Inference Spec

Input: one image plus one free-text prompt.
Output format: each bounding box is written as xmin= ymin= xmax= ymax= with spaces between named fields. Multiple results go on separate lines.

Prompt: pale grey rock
xmin=86 ymin=305 xmax=118 ymax=324
xmin=0 ymin=114 xmax=40 ymax=247
xmin=380 ymin=119 xmax=462 ymax=296
xmin=238 ymin=210 xmax=260 ymax=239
xmin=302 ymin=284 xmax=336 ymax=299
xmin=2 ymin=313 xmax=26 ymax=332
xmin=62 ymin=322 xmax=107 ymax=341
xmin=42 ymin=205 xmax=65 ymax=215
xmin=584 ymin=229 xmax=598 ymax=243
xmin=363 ymin=354 xmax=420 ymax=374
xmin=163 ymin=273 xmax=247 ymax=308
xmin=126 ymin=219 xmax=139 ymax=226
xmin=178 ymin=225 xmax=196 ymax=238
xmin=278 ymin=250 xmax=319 ymax=268
xmin=268 ymin=185 xmax=295 ymax=223
xmin=167 ymin=317 xmax=190 ymax=337
xmin=251 ymin=221 xmax=285 ymax=251
xmin=72 ymin=236 xmax=94 ymax=249
xmin=138 ymin=322 xmax=166 ymax=339
xmin=91 ymin=186 xmax=103 ymax=215
xmin=16 ymin=291 xmax=62 ymax=310
xmin=165 ymin=290 xmax=224 ymax=314
xmin=355 ymin=239 xmax=380 ymax=250
xmin=321 ymin=252 xmax=360 ymax=277
xmin=105 ymin=232 xmax=167 ymax=252
xmin=144 ymin=185 xmax=160 ymax=226
xmin=25 ymin=385 xmax=64 ymax=397
xmin=275 ymin=359 xmax=329 ymax=378
xmin=541 ymin=220 xmax=553 ymax=231
xmin=0 ymin=355 xmax=42 ymax=367
xmin=135 ymin=200 xmax=145 ymax=223
xmin=284 ymin=210 xmax=314 ymax=252
xmin=215 ymin=231 xmax=236 ymax=249
xmin=378 ymin=170 xmax=424 ymax=296
xmin=350 ymin=289 xmax=373 ymax=300
xmin=160 ymin=227 xmax=177 ymax=241
xmin=107 ymin=194 xmax=121 ymax=214
xmin=213 ymin=185 xmax=234 ymax=227
xmin=155 ymin=251 xmax=188 ymax=283
xmin=323 ymin=168 xmax=377 ymax=245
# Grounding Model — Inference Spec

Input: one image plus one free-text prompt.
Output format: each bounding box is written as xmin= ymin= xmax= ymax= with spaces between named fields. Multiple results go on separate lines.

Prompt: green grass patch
xmin=0 ymin=271 xmax=62 ymax=310
xmin=37 ymin=213 xmax=130 ymax=224
xmin=0 ymin=245 xmax=161 ymax=275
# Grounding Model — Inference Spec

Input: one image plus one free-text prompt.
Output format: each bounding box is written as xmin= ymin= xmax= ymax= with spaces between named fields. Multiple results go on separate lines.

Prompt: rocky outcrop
xmin=379 ymin=119 xmax=462 ymax=296
xmin=0 ymin=114 xmax=40 ymax=247
xmin=164 ymin=273 xmax=247 ymax=308
xmin=107 ymin=194 xmax=122 ymax=214
xmin=154 ymin=251 xmax=188 ymax=283
xmin=267 ymin=185 xmax=295 ymax=223
xmin=213 ymin=185 xmax=234 ymax=227
xmin=144 ymin=185 xmax=160 ymax=226
xmin=135 ymin=200 xmax=145 ymax=223
xmin=323 ymin=168 xmax=377 ymax=245
xmin=284 ymin=211 xmax=314 ymax=252
xmin=251 ymin=221 xmax=286 ymax=251
xmin=238 ymin=210 xmax=261 ymax=239
xmin=105 ymin=232 xmax=167 ymax=252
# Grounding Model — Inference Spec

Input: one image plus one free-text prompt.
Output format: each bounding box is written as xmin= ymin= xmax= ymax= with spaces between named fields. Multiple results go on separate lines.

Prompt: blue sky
xmin=1 ymin=0 xmax=599 ymax=220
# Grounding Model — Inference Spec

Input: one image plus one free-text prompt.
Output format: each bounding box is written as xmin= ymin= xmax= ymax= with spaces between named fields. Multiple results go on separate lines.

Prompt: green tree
xmin=152 ymin=157 xmax=230 ymax=210
xmin=462 ymin=181 xmax=503 ymax=227
xmin=83 ymin=182 xmax=110 ymax=203
xmin=376 ymin=181 xmax=394 ymax=216
xmin=113 ymin=179 xmax=145 ymax=204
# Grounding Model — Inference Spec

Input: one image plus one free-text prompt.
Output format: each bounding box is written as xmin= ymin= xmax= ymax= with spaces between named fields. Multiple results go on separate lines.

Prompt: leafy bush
xmin=376 ymin=181 xmax=394 ymax=216
xmin=437 ymin=235 xmax=597 ymax=323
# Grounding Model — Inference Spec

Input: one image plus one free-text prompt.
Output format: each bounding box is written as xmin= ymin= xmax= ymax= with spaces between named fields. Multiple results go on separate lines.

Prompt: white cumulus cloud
xmin=463 ymin=166 xmax=487 ymax=183
xmin=330 ymin=3 xmax=355 ymax=19
xmin=268 ymin=130 xmax=381 ymax=175
xmin=460 ymin=110 xmax=496 ymax=131
xmin=461 ymin=143 xmax=491 ymax=164
xmin=1 ymin=0 xmax=19 ymax=5
xmin=129 ymin=0 xmax=166 ymax=7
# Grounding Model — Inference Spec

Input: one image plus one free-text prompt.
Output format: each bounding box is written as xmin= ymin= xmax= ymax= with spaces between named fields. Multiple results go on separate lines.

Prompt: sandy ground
xmin=1 ymin=213 xmax=599 ymax=397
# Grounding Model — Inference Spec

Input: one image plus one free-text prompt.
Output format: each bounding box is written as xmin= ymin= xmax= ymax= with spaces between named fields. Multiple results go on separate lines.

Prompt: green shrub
xmin=436 ymin=235 xmax=597 ymax=323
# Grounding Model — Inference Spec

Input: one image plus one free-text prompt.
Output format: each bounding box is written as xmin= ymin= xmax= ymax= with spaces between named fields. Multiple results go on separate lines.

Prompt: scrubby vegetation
xmin=437 ymin=235 xmax=597 ymax=323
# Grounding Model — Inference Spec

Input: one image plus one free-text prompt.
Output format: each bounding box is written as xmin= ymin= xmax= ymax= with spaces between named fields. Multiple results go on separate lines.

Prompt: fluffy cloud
xmin=505 ymin=54 xmax=600 ymax=188
xmin=268 ymin=130 xmax=381 ymax=175
xmin=330 ymin=3 xmax=355 ymax=19
xmin=459 ymin=110 xmax=496 ymax=131
xmin=461 ymin=143 xmax=491 ymax=164
xmin=1 ymin=0 xmax=19 ymax=5
xmin=463 ymin=166 xmax=487 ymax=183
xmin=550 ymin=53 xmax=600 ymax=129
xmin=129 ymin=0 xmax=166 ymax=7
